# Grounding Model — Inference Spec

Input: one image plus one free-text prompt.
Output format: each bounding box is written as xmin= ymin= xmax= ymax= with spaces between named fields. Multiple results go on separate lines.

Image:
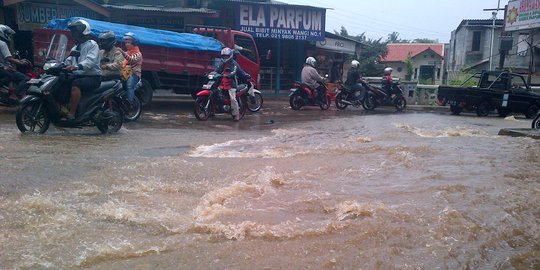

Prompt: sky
xmin=280 ymin=0 xmax=506 ymax=43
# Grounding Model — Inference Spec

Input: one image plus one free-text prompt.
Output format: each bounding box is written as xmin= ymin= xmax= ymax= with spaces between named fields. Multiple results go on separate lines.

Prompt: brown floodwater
xmin=0 ymin=103 xmax=538 ymax=269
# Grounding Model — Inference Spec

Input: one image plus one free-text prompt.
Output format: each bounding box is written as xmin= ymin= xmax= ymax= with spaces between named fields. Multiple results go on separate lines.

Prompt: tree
xmin=412 ymin=38 xmax=438 ymax=43
xmin=337 ymin=27 xmax=388 ymax=77
xmin=405 ymin=53 xmax=414 ymax=80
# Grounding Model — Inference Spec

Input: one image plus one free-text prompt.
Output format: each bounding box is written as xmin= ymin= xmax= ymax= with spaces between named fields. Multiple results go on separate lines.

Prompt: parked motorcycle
xmin=246 ymin=80 xmax=263 ymax=112
xmin=15 ymin=34 xmax=124 ymax=134
xmin=289 ymin=81 xmax=331 ymax=110
xmin=100 ymin=57 xmax=143 ymax=122
xmin=334 ymin=81 xmax=364 ymax=110
xmin=362 ymin=79 xmax=407 ymax=111
xmin=193 ymin=71 xmax=248 ymax=121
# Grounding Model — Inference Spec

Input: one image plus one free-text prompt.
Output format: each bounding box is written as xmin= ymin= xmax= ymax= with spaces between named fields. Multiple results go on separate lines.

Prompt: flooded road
xmin=0 ymin=99 xmax=539 ymax=269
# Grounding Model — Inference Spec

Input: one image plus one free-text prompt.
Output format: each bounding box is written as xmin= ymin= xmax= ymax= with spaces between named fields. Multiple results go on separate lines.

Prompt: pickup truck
xmin=33 ymin=17 xmax=260 ymax=106
xmin=437 ymin=71 xmax=540 ymax=118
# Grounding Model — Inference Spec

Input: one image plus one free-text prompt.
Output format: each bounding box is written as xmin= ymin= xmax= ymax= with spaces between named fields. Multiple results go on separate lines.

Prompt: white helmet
xmin=68 ymin=19 xmax=92 ymax=37
xmin=305 ymin=56 xmax=316 ymax=67
xmin=384 ymin=67 xmax=393 ymax=75
xmin=220 ymin=47 xmax=233 ymax=62
xmin=351 ymin=60 xmax=360 ymax=68
xmin=0 ymin=24 xmax=15 ymax=42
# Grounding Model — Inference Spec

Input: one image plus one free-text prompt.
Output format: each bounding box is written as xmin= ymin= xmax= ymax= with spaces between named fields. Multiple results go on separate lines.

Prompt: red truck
xmin=31 ymin=20 xmax=260 ymax=106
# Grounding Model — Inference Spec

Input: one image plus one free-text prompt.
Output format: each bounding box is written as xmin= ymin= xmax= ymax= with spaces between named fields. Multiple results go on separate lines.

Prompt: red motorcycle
xmin=289 ymin=81 xmax=331 ymax=110
xmin=0 ymin=52 xmax=38 ymax=106
xmin=193 ymin=71 xmax=248 ymax=121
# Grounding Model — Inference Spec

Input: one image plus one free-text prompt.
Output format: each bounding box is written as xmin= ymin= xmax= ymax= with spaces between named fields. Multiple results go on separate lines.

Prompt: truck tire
xmin=532 ymin=113 xmax=540 ymax=129
xmin=476 ymin=101 xmax=490 ymax=117
xmin=140 ymin=79 xmax=153 ymax=109
xmin=497 ymin=108 xmax=509 ymax=117
xmin=450 ymin=105 xmax=462 ymax=115
xmin=525 ymin=104 xmax=539 ymax=119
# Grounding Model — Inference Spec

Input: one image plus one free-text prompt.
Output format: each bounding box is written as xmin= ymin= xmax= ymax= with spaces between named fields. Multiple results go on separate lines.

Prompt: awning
xmin=102 ymin=4 xmax=219 ymax=16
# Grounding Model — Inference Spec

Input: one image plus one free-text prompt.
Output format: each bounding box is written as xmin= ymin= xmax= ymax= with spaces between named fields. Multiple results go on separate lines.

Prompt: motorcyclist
xmin=63 ymin=19 xmax=102 ymax=120
xmin=344 ymin=60 xmax=366 ymax=101
xmin=301 ymin=56 xmax=326 ymax=103
xmin=98 ymin=30 xmax=123 ymax=81
xmin=0 ymin=24 xmax=31 ymax=100
xmin=215 ymin=47 xmax=241 ymax=121
xmin=382 ymin=67 xmax=393 ymax=93
xmin=119 ymin=32 xmax=143 ymax=105
xmin=232 ymin=49 xmax=255 ymax=99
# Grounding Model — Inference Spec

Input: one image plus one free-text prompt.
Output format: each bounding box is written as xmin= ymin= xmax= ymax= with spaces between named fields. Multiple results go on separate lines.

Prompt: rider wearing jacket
xmin=344 ymin=60 xmax=366 ymax=101
xmin=301 ymin=57 xmax=326 ymax=102
xmin=64 ymin=19 xmax=102 ymax=120
xmin=98 ymin=30 xmax=123 ymax=80
xmin=216 ymin=47 xmax=242 ymax=121
xmin=0 ymin=24 xmax=31 ymax=100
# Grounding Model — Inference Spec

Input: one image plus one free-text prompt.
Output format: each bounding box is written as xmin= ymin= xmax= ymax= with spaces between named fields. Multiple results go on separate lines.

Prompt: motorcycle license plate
xmin=27 ymin=78 xmax=40 ymax=84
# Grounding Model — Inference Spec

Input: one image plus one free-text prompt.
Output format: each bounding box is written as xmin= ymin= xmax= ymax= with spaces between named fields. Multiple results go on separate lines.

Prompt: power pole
xmin=484 ymin=0 xmax=503 ymax=70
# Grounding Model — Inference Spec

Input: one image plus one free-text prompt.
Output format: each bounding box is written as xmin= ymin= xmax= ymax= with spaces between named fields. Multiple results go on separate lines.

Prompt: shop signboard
xmin=316 ymin=37 xmax=355 ymax=54
xmin=505 ymin=0 xmax=540 ymax=31
xmin=237 ymin=3 xmax=325 ymax=41
xmin=16 ymin=3 xmax=100 ymax=31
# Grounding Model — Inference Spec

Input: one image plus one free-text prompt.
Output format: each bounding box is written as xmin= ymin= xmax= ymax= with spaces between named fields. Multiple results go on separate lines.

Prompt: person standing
xmin=119 ymin=32 xmax=142 ymax=105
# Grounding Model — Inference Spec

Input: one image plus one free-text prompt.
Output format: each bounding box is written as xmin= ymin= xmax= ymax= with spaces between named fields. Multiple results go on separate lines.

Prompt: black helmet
xmin=0 ymin=24 xmax=15 ymax=42
xmin=98 ymin=30 xmax=116 ymax=50
xmin=67 ymin=19 xmax=91 ymax=39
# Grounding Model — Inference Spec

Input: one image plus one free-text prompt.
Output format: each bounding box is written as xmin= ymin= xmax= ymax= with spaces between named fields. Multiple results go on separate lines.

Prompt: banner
xmin=505 ymin=0 xmax=540 ymax=31
xmin=237 ymin=3 xmax=325 ymax=41
xmin=17 ymin=3 xmax=100 ymax=30
xmin=316 ymin=37 xmax=356 ymax=53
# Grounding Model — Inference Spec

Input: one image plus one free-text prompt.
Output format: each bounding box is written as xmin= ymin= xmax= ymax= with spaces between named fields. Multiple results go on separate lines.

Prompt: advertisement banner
xmin=505 ymin=0 xmax=540 ymax=31
xmin=17 ymin=3 xmax=100 ymax=30
xmin=237 ymin=3 xmax=325 ymax=41
xmin=316 ymin=37 xmax=356 ymax=53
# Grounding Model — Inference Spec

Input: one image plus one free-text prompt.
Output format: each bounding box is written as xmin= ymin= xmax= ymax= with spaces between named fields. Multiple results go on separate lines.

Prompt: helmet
xmin=351 ymin=60 xmax=360 ymax=68
xmin=67 ymin=19 xmax=91 ymax=38
xmin=123 ymin=32 xmax=139 ymax=45
xmin=220 ymin=47 xmax=233 ymax=62
xmin=0 ymin=25 xmax=15 ymax=42
xmin=305 ymin=56 xmax=316 ymax=67
xmin=384 ymin=67 xmax=393 ymax=75
xmin=98 ymin=31 xmax=116 ymax=50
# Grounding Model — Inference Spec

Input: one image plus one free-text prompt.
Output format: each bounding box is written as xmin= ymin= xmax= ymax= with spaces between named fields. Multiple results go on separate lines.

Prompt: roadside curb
xmin=498 ymin=128 xmax=540 ymax=139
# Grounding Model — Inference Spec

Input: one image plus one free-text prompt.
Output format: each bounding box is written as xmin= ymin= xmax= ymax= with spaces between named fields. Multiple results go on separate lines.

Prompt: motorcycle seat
xmin=93 ymin=80 xmax=119 ymax=93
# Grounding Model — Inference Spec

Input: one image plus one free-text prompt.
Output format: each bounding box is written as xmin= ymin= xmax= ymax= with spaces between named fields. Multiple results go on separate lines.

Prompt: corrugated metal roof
xmin=224 ymin=0 xmax=329 ymax=9
xmin=102 ymin=4 xmax=218 ymax=14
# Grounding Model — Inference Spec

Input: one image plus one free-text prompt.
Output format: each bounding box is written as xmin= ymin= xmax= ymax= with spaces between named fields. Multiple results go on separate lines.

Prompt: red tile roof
xmin=382 ymin=43 xmax=444 ymax=62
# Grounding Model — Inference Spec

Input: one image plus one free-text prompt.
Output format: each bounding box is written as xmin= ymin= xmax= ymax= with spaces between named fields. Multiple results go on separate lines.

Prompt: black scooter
xmin=15 ymin=50 xmax=124 ymax=134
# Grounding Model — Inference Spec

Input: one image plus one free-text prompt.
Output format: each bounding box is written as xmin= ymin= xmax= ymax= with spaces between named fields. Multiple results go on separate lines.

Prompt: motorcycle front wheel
xmin=16 ymin=100 xmax=50 ymax=134
xmin=394 ymin=95 xmax=407 ymax=111
xmin=97 ymin=99 xmax=124 ymax=134
xmin=362 ymin=94 xmax=377 ymax=110
xmin=335 ymin=92 xmax=348 ymax=110
xmin=194 ymin=96 xmax=212 ymax=121
xmin=289 ymin=91 xmax=303 ymax=110
xmin=532 ymin=113 xmax=540 ymax=129
xmin=124 ymin=94 xmax=142 ymax=122
xmin=247 ymin=92 xmax=263 ymax=112
xmin=319 ymin=95 xmax=331 ymax=110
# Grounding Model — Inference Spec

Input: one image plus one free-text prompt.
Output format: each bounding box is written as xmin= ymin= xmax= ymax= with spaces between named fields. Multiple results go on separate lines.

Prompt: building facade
xmin=381 ymin=43 xmax=445 ymax=84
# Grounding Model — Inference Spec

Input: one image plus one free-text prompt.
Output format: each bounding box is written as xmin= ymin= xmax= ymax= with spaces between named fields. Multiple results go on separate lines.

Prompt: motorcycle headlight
xmin=208 ymin=74 xmax=214 ymax=80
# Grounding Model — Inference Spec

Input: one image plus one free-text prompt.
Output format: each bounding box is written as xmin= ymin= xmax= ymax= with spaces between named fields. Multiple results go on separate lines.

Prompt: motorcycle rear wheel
xmin=394 ymin=96 xmax=407 ymax=111
xmin=194 ymin=97 xmax=212 ymax=121
xmin=335 ymin=93 xmax=348 ymax=110
xmin=247 ymin=92 xmax=263 ymax=112
xmin=97 ymin=100 xmax=124 ymax=134
xmin=362 ymin=94 xmax=377 ymax=110
xmin=289 ymin=92 xmax=303 ymax=110
xmin=16 ymin=100 xmax=50 ymax=134
xmin=124 ymin=94 xmax=142 ymax=122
